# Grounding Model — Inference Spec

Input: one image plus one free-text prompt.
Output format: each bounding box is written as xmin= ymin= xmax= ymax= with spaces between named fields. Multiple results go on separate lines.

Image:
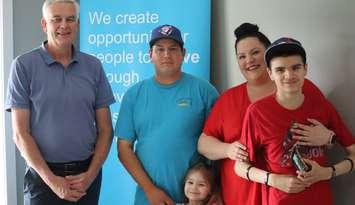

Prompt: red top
xmin=203 ymin=79 xmax=326 ymax=205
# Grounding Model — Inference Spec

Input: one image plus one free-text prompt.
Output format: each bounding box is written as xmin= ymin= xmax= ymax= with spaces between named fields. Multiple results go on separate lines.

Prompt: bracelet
xmin=246 ymin=165 xmax=253 ymax=181
xmin=344 ymin=157 xmax=354 ymax=173
xmin=328 ymin=131 xmax=336 ymax=145
xmin=330 ymin=165 xmax=336 ymax=179
xmin=265 ymin=172 xmax=270 ymax=186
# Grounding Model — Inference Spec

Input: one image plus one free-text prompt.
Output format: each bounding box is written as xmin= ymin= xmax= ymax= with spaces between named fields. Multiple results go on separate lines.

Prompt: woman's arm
xmin=198 ymin=133 xmax=248 ymax=161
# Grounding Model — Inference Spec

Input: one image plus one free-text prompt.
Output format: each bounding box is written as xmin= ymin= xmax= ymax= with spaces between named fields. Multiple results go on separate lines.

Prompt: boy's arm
xmin=298 ymin=144 xmax=355 ymax=184
xmin=234 ymin=160 xmax=307 ymax=193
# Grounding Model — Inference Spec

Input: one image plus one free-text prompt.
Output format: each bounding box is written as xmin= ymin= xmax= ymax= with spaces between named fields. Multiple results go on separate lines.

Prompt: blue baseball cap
xmin=264 ymin=37 xmax=306 ymax=67
xmin=149 ymin=24 xmax=184 ymax=48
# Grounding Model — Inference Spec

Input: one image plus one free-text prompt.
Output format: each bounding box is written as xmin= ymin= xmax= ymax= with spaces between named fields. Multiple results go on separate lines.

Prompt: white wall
xmin=1 ymin=0 xmax=7 ymax=203
xmin=1 ymin=0 xmax=17 ymax=204
xmin=211 ymin=0 xmax=355 ymax=204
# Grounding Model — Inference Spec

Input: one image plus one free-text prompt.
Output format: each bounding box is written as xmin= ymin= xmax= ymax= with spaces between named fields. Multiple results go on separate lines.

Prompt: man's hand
xmin=225 ymin=141 xmax=248 ymax=161
xmin=292 ymin=119 xmax=333 ymax=146
xmin=145 ymin=185 xmax=175 ymax=205
xmin=66 ymin=171 xmax=97 ymax=193
xmin=47 ymin=175 xmax=86 ymax=202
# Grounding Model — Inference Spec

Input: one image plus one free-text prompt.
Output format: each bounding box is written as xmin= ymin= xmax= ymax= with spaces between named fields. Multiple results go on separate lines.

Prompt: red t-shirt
xmin=241 ymin=93 xmax=355 ymax=205
xmin=203 ymin=79 xmax=325 ymax=205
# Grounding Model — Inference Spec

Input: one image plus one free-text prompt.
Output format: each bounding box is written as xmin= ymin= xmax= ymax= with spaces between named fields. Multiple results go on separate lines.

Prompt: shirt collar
xmin=39 ymin=41 xmax=79 ymax=66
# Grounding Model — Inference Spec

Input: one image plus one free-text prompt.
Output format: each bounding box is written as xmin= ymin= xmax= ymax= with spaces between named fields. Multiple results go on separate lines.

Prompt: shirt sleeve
xmin=203 ymin=96 xmax=224 ymax=140
xmin=5 ymin=58 xmax=31 ymax=111
xmin=240 ymin=105 xmax=261 ymax=163
xmin=95 ymin=64 xmax=115 ymax=109
xmin=114 ymin=89 xmax=137 ymax=142
xmin=203 ymin=82 xmax=219 ymax=119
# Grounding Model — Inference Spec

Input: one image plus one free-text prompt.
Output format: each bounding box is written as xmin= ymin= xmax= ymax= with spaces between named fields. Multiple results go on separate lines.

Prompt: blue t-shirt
xmin=6 ymin=42 xmax=115 ymax=162
xmin=115 ymin=73 xmax=218 ymax=204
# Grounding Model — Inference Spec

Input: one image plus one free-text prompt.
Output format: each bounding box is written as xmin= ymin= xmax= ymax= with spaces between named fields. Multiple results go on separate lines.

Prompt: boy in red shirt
xmin=235 ymin=37 xmax=355 ymax=205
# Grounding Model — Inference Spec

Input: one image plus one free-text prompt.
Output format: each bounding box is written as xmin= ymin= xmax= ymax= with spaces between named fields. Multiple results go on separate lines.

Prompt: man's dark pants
xmin=24 ymin=157 xmax=102 ymax=205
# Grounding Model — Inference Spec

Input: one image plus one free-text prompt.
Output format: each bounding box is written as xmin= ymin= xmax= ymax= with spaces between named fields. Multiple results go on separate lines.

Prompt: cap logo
xmin=159 ymin=25 xmax=174 ymax=36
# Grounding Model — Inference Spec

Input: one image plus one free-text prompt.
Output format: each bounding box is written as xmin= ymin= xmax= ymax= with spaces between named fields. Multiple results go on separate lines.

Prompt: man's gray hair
xmin=42 ymin=0 xmax=80 ymax=20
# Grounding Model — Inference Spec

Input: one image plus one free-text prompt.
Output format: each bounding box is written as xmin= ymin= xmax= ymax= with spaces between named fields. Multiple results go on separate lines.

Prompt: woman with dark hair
xmin=198 ymin=23 xmax=333 ymax=205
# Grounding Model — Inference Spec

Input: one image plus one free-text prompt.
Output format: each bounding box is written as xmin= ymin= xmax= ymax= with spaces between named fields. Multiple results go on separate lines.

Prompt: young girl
xmin=177 ymin=162 xmax=215 ymax=205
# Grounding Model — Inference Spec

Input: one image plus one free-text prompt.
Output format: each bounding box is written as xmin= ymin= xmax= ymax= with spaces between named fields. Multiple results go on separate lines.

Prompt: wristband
xmin=246 ymin=165 xmax=253 ymax=181
xmin=265 ymin=172 xmax=270 ymax=186
xmin=344 ymin=157 xmax=354 ymax=173
xmin=330 ymin=165 xmax=336 ymax=179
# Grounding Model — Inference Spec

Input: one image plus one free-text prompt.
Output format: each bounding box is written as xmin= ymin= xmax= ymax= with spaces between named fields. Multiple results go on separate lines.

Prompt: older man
xmin=6 ymin=0 xmax=115 ymax=204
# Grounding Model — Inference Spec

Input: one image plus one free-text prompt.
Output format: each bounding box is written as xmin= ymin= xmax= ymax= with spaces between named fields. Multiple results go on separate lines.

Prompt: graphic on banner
xmin=80 ymin=1 xmax=211 ymax=204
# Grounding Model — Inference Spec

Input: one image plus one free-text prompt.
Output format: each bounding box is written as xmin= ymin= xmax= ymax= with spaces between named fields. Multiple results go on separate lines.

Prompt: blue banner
xmin=80 ymin=0 xmax=211 ymax=204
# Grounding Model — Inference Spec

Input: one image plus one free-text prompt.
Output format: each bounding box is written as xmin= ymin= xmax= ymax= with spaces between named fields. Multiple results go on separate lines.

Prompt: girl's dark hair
xmin=234 ymin=23 xmax=271 ymax=53
xmin=186 ymin=162 xmax=215 ymax=185
xmin=184 ymin=161 xmax=215 ymax=201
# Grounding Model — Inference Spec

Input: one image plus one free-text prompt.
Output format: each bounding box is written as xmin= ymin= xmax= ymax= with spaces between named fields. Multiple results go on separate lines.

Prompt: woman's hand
xmin=292 ymin=119 xmax=333 ymax=146
xmin=225 ymin=141 xmax=248 ymax=161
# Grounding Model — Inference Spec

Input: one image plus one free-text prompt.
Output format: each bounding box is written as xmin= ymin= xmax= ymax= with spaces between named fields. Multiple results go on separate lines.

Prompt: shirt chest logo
xmin=177 ymin=98 xmax=191 ymax=107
